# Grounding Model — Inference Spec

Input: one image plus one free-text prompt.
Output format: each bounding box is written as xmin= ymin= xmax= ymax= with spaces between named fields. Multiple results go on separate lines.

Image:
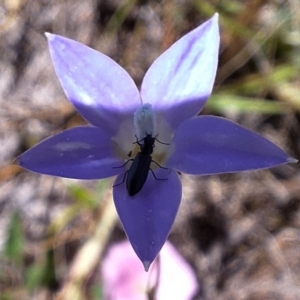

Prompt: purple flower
xmin=19 ymin=14 xmax=295 ymax=271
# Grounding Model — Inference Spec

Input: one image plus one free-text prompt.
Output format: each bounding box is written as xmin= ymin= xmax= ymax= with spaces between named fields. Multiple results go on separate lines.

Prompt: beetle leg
xmin=151 ymin=160 xmax=168 ymax=170
xmin=113 ymin=159 xmax=133 ymax=169
xmin=150 ymin=169 xmax=168 ymax=181
xmin=113 ymin=170 xmax=129 ymax=187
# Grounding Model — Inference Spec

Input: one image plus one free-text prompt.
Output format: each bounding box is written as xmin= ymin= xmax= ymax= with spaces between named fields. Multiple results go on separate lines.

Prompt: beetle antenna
xmin=154 ymin=137 xmax=170 ymax=145
xmin=133 ymin=135 xmax=170 ymax=146
xmin=133 ymin=135 xmax=143 ymax=146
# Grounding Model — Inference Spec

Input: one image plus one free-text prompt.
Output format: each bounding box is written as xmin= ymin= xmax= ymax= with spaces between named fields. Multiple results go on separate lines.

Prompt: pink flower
xmin=101 ymin=240 xmax=198 ymax=300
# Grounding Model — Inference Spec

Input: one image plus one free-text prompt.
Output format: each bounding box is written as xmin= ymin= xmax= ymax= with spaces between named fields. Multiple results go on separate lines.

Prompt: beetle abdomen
xmin=126 ymin=152 xmax=152 ymax=196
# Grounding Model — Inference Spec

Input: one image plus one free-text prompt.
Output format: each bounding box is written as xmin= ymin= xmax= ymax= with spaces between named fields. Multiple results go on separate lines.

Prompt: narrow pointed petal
xmin=141 ymin=14 xmax=219 ymax=129
xmin=46 ymin=33 xmax=141 ymax=134
xmin=19 ymin=127 xmax=122 ymax=179
xmin=167 ymin=116 xmax=294 ymax=175
xmin=113 ymin=169 xmax=181 ymax=269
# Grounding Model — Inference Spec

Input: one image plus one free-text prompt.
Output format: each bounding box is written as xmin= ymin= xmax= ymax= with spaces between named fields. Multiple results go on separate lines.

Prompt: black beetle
xmin=113 ymin=134 xmax=168 ymax=196
xmin=126 ymin=134 xmax=156 ymax=196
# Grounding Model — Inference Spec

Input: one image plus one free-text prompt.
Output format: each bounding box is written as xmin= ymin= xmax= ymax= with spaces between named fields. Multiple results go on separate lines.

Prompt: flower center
xmin=112 ymin=104 xmax=173 ymax=169
xmin=134 ymin=103 xmax=156 ymax=141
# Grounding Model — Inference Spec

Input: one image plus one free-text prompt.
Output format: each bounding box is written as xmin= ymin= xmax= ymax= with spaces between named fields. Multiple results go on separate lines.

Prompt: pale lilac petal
xmin=156 ymin=242 xmax=198 ymax=300
xmin=141 ymin=14 xmax=219 ymax=129
xmin=167 ymin=116 xmax=294 ymax=175
xmin=101 ymin=240 xmax=198 ymax=300
xmin=19 ymin=127 xmax=122 ymax=179
xmin=46 ymin=33 xmax=141 ymax=134
xmin=113 ymin=169 xmax=181 ymax=270
xmin=102 ymin=240 xmax=148 ymax=300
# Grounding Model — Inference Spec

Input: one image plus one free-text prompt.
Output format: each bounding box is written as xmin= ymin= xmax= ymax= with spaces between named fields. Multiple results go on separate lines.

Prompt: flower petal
xmin=46 ymin=33 xmax=141 ymax=134
xmin=141 ymin=14 xmax=219 ymax=129
xmin=101 ymin=240 xmax=198 ymax=298
xmin=19 ymin=127 xmax=122 ymax=179
xmin=113 ymin=168 xmax=181 ymax=271
xmin=167 ymin=116 xmax=295 ymax=174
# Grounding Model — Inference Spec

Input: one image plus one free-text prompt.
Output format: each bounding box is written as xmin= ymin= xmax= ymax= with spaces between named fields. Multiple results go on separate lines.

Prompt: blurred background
xmin=0 ymin=0 xmax=300 ymax=299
